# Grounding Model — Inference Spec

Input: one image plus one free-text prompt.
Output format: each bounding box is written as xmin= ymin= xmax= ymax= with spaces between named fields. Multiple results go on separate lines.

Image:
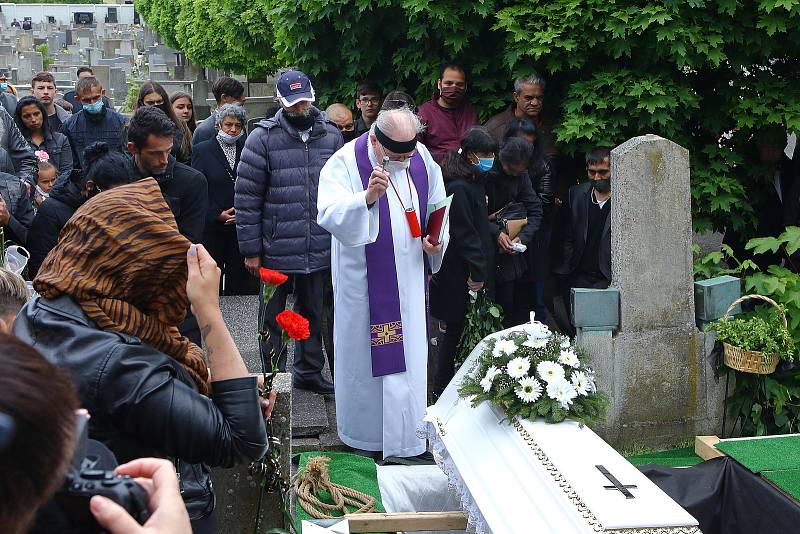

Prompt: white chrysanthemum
xmin=558 ymin=350 xmax=580 ymax=368
xmin=571 ymin=371 xmax=590 ymax=396
xmin=493 ymin=338 xmax=518 ymax=358
xmin=506 ymin=356 xmax=530 ymax=379
xmin=523 ymin=337 xmax=548 ymax=349
xmin=480 ymin=366 xmax=501 ymax=392
xmin=560 ymin=338 xmax=572 ymax=350
xmin=536 ymin=361 xmax=565 ymax=383
xmin=547 ymin=378 xmax=578 ymax=409
xmin=515 ymin=377 xmax=542 ymax=403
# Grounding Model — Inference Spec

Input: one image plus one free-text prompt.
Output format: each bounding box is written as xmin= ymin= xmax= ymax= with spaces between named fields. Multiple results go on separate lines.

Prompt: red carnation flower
xmin=276 ymin=310 xmax=311 ymax=340
xmin=259 ymin=267 xmax=288 ymax=286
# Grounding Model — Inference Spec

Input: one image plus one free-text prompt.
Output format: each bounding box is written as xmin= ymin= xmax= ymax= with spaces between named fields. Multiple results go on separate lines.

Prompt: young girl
xmin=170 ymin=91 xmax=196 ymax=133
xmin=33 ymin=157 xmax=57 ymax=209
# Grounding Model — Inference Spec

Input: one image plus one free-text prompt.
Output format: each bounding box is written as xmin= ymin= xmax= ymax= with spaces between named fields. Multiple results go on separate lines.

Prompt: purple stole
xmin=354 ymin=132 xmax=428 ymax=377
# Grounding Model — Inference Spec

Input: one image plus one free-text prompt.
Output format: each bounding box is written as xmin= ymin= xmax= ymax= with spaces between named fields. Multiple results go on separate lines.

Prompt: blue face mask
xmin=83 ymin=100 xmax=104 ymax=114
xmin=0 ymin=83 xmax=7 ymax=91
xmin=473 ymin=157 xmax=494 ymax=173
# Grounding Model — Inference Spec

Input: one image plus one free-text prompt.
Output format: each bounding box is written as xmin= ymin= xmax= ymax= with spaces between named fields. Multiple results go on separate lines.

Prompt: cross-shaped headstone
xmin=596 ymin=465 xmax=637 ymax=499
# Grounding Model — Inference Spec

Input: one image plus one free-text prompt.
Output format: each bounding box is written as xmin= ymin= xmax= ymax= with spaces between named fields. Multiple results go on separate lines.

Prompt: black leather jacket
xmin=0 ymin=106 xmax=36 ymax=185
xmin=14 ymin=295 xmax=269 ymax=520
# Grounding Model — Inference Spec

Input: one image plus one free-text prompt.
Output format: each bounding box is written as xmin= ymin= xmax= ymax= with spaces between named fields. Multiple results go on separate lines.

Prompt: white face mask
xmin=386 ymin=159 xmax=411 ymax=172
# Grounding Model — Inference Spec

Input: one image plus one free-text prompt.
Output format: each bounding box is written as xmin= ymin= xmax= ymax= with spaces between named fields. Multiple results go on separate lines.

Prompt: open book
xmin=425 ymin=195 xmax=453 ymax=246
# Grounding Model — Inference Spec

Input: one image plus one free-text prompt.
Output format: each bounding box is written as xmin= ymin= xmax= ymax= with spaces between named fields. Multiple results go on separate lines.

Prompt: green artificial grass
xmin=763 ymin=469 xmax=800 ymax=501
xmin=716 ymin=435 xmax=800 ymax=473
xmin=295 ymin=451 xmax=386 ymax=534
xmin=626 ymin=446 xmax=704 ymax=467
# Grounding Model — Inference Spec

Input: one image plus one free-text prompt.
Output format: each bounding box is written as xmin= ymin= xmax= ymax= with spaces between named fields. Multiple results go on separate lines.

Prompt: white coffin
xmin=424 ymin=325 xmax=701 ymax=534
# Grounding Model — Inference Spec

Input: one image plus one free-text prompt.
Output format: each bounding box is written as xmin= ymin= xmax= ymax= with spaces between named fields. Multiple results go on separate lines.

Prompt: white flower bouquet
xmin=458 ymin=322 xmax=607 ymax=425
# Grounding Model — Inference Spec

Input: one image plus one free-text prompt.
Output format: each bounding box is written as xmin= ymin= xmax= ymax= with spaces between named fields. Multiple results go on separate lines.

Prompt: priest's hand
xmin=422 ymin=235 xmax=442 ymax=256
xmin=244 ymin=256 xmax=261 ymax=278
xmin=497 ymin=232 xmax=516 ymax=254
xmin=365 ymin=166 xmax=390 ymax=206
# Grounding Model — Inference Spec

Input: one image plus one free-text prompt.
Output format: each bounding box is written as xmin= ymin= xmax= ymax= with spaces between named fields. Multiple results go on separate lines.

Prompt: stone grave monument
xmin=573 ymin=135 xmax=726 ymax=448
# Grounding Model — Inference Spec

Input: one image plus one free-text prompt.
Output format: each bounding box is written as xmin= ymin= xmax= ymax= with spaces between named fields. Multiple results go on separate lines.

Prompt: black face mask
xmin=592 ymin=178 xmax=611 ymax=194
xmin=284 ymin=107 xmax=318 ymax=130
xmin=342 ymin=129 xmax=358 ymax=143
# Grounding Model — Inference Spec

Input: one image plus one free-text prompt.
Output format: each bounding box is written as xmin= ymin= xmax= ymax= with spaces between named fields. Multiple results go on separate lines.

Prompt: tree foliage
xmin=139 ymin=0 xmax=800 ymax=235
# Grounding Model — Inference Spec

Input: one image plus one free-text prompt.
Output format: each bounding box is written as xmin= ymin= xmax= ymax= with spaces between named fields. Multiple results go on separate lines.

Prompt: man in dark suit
xmin=554 ymin=147 xmax=612 ymax=327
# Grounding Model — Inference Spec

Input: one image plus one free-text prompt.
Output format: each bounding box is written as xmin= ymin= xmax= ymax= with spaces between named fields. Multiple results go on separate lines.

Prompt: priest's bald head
xmin=370 ymin=107 xmax=424 ymax=165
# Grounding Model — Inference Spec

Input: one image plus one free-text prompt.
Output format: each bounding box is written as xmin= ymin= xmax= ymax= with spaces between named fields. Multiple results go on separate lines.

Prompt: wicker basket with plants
xmin=706 ymin=294 xmax=795 ymax=374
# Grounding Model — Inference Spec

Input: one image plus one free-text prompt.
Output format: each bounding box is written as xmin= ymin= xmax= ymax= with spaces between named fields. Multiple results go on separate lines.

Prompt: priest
xmin=318 ymin=107 xmax=449 ymax=458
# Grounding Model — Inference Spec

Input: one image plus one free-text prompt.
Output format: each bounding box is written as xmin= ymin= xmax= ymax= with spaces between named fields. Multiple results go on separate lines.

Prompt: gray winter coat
xmin=234 ymin=107 xmax=343 ymax=274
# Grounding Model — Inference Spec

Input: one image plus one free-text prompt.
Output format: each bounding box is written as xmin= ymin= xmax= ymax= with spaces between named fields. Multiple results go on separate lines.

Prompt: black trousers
xmin=433 ymin=319 xmax=465 ymax=397
xmin=321 ymin=273 xmax=335 ymax=377
xmin=258 ymin=270 xmax=326 ymax=379
xmin=496 ymin=279 xmax=532 ymax=329
xmin=190 ymin=509 xmax=218 ymax=534
xmin=204 ymin=224 xmax=258 ymax=296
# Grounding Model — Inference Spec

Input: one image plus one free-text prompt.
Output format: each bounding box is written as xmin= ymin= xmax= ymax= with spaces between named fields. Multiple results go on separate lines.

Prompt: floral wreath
xmin=459 ymin=320 xmax=607 ymax=425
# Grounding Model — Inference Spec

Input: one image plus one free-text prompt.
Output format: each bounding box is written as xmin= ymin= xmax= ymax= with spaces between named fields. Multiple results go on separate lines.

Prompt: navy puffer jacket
xmin=235 ymin=107 xmax=342 ymax=274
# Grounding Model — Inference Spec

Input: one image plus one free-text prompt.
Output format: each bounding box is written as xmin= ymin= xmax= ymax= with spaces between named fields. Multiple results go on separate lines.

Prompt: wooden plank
xmin=345 ymin=511 xmax=468 ymax=532
xmin=695 ymin=435 xmax=724 ymax=461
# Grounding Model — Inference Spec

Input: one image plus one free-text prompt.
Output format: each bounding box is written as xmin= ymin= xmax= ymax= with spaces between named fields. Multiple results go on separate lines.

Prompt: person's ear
xmin=85 ymin=180 xmax=95 ymax=192
xmin=437 ymin=79 xmax=443 ymax=92
xmin=0 ymin=315 xmax=12 ymax=334
xmin=126 ymin=141 xmax=136 ymax=156
xmin=101 ymin=88 xmax=106 ymax=96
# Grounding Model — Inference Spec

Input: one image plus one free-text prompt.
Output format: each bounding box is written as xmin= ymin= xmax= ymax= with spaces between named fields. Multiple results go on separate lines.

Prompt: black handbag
xmin=490 ymin=202 xmax=528 ymax=239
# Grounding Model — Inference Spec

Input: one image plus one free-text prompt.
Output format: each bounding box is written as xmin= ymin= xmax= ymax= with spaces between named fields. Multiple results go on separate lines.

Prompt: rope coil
xmin=294 ymin=456 xmax=377 ymax=519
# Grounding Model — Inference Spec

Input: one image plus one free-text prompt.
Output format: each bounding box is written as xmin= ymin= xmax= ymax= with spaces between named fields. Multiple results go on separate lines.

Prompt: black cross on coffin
xmin=596 ymin=465 xmax=637 ymax=499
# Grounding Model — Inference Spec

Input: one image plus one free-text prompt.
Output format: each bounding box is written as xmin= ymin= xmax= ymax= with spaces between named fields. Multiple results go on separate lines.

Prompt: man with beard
xmin=235 ymin=70 xmax=343 ymax=395
xmin=417 ymin=62 xmax=480 ymax=163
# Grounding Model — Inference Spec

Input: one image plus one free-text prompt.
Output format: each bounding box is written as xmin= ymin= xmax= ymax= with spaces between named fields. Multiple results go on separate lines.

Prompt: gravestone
xmin=109 ymin=67 xmax=127 ymax=106
xmin=88 ymin=64 xmax=110 ymax=89
xmin=575 ymin=135 xmax=725 ymax=448
xmin=103 ymin=38 xmax=122 ymax=58
xmin=16 ymin=33 xmax=34 ymax=52
xmin=149 ymin=64 xmax=170 ymax=81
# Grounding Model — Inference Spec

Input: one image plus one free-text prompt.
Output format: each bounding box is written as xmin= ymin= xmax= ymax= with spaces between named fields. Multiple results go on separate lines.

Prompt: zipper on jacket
xmin=305 ymin=142 xmax=311 ymax=273
xmin=176 ymin=458 xmax=185 ymax=494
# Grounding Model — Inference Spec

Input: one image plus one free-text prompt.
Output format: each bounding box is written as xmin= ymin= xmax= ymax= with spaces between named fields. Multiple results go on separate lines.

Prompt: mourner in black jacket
xmin=126 ymin=106 xmax=208 ymax=244
xmin=27 ymin=142 xmax=135 ymax=278
xmin=192 ymin=104 xmax=256 ymax=295
xmin=486 ymin=137 xmax=543 ymax=328
xmin=15 ymin=179 xmax=268 ymax=533
xmin=0 ymin=106 xmax=37 ymax=186
xmin=430 ymin=126 xmax=498 ymax=396
xmin=554 ymin=147 xmax=613 ymax=328
xmin=0 ymin=171 xmax=34 ymax=245
xmin=504 ymin=118 xmax=556 ymax=323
